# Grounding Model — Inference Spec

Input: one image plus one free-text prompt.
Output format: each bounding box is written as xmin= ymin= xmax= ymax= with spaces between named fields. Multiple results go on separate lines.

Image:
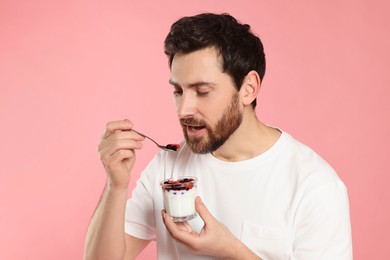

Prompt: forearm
xmin=84 ymin=183 xmax=129 ymax=260
xmin=224 ymin=238 xmax=262 ymax=260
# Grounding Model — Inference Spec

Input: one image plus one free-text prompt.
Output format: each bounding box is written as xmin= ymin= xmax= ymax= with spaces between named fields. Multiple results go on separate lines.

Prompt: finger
xmin=177 ymin=221 xmax=194 ymax=233
xmin=100 ymin=146 xmax=134 ymax=165
xmin=161 ymin=210 xmax=192 ymax=233
xmin=105 ymin=130 xmax=145 ymax=144
xmin=109 ymin=149 xmax=134 ymax=164
xmin=101 ymin=139 xmax=143 ymax=157
xmin=162 ymin=211 xmax=199 ymax=245
xmin=195 ymin=197 xmax=215 ymax=225
xmin=102 ymin=119 xmax=133 ymax=139
xmin=99 ymin=130 xmax=145 ymax=151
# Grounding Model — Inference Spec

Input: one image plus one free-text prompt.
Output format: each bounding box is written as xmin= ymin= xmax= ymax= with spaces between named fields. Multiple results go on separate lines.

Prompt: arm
xmin=293 ymin=181 xmax=352 ymax=259
xmin=162 ymin=197 xmax=262 ymax=260
xmin=84 ymin=119 xmax=149 ymax=260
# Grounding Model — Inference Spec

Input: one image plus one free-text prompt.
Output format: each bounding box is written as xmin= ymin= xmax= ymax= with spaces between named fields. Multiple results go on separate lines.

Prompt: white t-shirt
xmin=125 ymin=131 xmax=352 ymax=260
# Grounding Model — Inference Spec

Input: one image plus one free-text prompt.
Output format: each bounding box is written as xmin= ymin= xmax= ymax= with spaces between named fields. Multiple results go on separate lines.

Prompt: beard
xmin=180 ymin=92 xmax=243 ymax=154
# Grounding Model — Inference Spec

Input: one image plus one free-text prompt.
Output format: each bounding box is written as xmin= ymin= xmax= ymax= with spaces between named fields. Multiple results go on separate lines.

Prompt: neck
xmin=212 ymin=109 xmax=281 ymax=162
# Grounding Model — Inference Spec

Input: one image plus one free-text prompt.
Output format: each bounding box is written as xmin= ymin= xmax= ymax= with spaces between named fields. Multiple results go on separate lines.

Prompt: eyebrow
xmin=168 ymin=80 xmax=215 ymax=88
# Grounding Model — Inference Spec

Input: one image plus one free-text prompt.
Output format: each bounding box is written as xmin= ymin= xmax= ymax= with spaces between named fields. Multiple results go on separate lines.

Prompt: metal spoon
xmin=132 ymin=129 xmax=180 ymax=151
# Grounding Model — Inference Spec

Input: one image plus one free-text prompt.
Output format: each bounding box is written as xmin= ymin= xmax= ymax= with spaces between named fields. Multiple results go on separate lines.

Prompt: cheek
xmin=198 ymin=101 xmax=224 ymax=124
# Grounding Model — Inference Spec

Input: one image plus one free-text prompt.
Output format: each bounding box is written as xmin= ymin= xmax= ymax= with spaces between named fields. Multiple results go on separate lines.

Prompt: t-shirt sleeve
xmin=124 ymin=155 xmax=161 ymax=241
xmin=292 ymin=180 xmax=353 ymax=260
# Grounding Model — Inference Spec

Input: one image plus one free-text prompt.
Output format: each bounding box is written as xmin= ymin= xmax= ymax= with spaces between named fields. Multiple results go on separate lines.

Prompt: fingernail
xmin=124 ymin=119 xmax=132 ymax=128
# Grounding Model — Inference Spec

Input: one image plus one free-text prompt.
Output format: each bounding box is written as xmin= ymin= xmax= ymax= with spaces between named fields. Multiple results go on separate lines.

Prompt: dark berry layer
xmin=165 ymin=144 xmax=180 ymax=151
xmin=162 ymin=178 xmax=195 ymax=191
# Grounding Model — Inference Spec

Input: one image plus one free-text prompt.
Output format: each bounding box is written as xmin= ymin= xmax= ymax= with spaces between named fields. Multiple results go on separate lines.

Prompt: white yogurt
xmin=161 ymin=177 xmax=198 ymax=222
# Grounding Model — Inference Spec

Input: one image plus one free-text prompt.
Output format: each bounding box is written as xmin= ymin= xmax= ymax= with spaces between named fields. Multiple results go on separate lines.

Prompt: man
xmin=84 ymin=13 xmax=352 ymax=259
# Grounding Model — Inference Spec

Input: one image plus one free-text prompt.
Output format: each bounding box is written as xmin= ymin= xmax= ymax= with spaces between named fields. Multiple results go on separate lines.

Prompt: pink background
xmin=1 ymin=0 xmax=389 ymax=259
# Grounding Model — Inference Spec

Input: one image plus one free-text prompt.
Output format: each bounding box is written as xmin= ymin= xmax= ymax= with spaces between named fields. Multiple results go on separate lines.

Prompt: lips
xmin=180 ymin=118 xmax=207 ymax=137
xmin=184 ymin=124 xmax=206 ymax=136
xmin=188 ymin=125 xmax=204 ymax=130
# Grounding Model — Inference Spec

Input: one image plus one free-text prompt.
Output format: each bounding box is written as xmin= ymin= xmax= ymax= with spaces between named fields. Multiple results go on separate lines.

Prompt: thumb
xmin=195 ymin=196 xmax=215 ymax=224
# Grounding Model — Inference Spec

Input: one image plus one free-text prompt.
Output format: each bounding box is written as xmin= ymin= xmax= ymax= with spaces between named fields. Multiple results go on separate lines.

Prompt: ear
xmin=240 ymin=70 xmax=261 ymax=106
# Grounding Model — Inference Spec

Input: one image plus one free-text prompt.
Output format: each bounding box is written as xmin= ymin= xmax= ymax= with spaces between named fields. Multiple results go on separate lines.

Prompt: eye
xmin=196 ymin=91 xmax=209 ymax=96
xmin=196 ymin=87 xmax=209 ymax=96
xmin=173 ymin=87 xmax=183 ymax=96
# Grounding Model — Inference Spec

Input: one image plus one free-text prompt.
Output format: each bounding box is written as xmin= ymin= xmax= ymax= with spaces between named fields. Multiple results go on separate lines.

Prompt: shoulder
xmin=280 ymin=131 xmax=344 ymax=192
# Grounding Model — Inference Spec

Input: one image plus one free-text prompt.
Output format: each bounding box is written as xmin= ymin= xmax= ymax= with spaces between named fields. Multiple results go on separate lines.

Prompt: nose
xmin=177 ymin=92 xmax=197 ymax=119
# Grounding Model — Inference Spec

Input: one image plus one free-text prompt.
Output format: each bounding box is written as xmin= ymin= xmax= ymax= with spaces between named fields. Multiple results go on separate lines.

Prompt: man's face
xmin=169 ymin=47 xmax=243 ymax=154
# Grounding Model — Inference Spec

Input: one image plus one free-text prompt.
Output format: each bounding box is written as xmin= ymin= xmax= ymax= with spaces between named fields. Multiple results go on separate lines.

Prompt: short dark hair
xmin=164 ymin=13 xmax=266 ymax=108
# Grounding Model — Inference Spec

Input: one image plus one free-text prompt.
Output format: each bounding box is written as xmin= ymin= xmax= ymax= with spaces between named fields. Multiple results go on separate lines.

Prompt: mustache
xmin=180 ymin=117 xmax=205 ymax=126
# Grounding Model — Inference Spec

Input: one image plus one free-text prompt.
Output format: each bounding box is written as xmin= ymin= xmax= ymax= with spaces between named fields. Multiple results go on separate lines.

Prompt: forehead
xmin=170 ymin=47 xmax=225 ymax=85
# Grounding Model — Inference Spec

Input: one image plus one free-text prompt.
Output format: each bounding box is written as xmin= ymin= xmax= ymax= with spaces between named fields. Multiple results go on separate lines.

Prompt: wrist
xmin=223 ymin=238 xmax=261 ymax=260
xmin=105 ymin=178 xmax=129 ymax=192
xmin=105 ymin=180 xmax=129 ymax=196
